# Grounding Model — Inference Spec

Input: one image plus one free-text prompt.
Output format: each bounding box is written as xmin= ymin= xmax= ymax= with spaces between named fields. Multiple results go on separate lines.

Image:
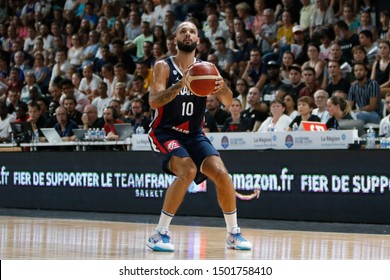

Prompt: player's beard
xmin=177 ymin=41 xmax=197 ymax=53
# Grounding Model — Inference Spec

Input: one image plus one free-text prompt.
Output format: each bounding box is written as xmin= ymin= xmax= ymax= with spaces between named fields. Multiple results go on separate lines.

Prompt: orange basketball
xmin=185 ymin=62 xmax=220 ymax=96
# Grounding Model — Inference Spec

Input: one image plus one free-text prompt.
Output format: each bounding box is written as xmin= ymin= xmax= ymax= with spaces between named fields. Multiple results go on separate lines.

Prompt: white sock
xmin=156 ymin=210 xmax=174 ymax=230
xmin=224 ymin=209 xmax=238 ymax=233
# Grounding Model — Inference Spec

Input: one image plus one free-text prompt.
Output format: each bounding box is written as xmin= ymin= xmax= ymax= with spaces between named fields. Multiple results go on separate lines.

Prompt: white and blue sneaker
xmin=226 ymin=227 xmax=252 ymax=250
xmin=146 ymin=227 xmax=174 ymax=252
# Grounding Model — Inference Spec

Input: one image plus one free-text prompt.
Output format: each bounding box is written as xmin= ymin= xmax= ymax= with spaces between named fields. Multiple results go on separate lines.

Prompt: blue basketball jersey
xmin=150 ymin=57 xmax=206 ymax=135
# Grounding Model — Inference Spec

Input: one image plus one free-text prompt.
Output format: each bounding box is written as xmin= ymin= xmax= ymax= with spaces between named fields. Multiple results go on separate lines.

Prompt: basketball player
xmin=146 ymin=21 xmax=252 ymax=252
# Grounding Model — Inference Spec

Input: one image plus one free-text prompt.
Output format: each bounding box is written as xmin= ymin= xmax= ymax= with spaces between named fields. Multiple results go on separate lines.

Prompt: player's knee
xmin=174 ymin=159 xmax=197 ymax=182
xmin=181 ymin=165 xmax=197 ymax=181
xmin=210 ymin=166 xmax=229 ymax=184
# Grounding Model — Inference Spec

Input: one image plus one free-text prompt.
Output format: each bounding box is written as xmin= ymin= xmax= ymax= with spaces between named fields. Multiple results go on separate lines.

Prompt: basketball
xmin=185 ymin=62 xmax=220 ymax=96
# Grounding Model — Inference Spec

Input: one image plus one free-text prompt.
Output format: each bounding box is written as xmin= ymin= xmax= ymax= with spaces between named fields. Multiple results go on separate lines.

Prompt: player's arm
xmin=213 ymin=77 xmax=233 ymax=108
xmin=149 ymin=60 xmax=186 ymax=110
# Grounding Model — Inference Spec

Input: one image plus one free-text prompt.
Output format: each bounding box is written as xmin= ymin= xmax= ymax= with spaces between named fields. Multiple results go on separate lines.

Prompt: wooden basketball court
xmin=1 ymin=210 xmax=389 ymax=260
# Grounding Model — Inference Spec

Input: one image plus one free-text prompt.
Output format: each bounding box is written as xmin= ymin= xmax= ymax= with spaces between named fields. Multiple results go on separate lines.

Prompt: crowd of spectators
xmin=0 ymin=0 xmax=389 ymax=145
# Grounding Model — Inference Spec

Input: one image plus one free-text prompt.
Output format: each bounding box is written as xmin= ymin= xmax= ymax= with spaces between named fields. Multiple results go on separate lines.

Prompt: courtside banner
xmin=0 ymin=150 xmax=389 ymax=224
xmin=206 ymin=131 xmax=354 ymax=150
xmin=131 ymin=131 xmax=354 ymax=151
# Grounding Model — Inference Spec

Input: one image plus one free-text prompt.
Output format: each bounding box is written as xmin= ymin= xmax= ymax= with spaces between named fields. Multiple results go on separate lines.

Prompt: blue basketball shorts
xmin=148 ymin=130 xmax=220 ymax=183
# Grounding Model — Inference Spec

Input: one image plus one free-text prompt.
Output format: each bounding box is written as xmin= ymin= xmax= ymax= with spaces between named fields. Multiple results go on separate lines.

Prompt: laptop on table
xmin=10 ymin=122 xmax=34 ymax=143
xmin=114 ymin=123 xmax=133 ymax=140
xmin=72 ymin=128 xmax=87 ymax=141
xmin=40 ymin=128 xmax=63 ymax=144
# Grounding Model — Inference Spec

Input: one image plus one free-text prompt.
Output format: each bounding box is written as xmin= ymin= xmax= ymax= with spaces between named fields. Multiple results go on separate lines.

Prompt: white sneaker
xmin=226 ymin=227 xmax=252 ymax=250
xmin=146 ymin=227 xmax=174 ymax=252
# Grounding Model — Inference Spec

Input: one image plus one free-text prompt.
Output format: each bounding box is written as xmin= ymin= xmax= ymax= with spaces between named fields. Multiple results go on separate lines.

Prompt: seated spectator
xmin=112 ymin=82 xmax=131 ymax=117
xmin=221 ymin=98 xmax=251 ymax=132
xmin=280 ymin=51 xmax=295 ymax=85
xmin=14 ymin=103 xmax=28 ymax=123
xmin=236 ymin=2 xmax=254 ymax=31
xmin=151 ymin=41 xmax=167 ymax=66
xmin=94 ymin=44 xmax=117 ymax=75
xmin=4 ymin=68 xmax=24 ymax=100
xmin=257 ymin=8 xmax=278 ymax=56
xmin=299 ymin=0 xmax=315 ymax=32
xmin=91 ymin=82 xmax=112 ymax=118
xmin=274 ymin=11 xmax=294 ymax=50
xmin=312 ymin=90 xmax=330 ymax=123
xmin=50 ymin=48 xmax=72 ymax=87
xmin=310 ymin=0 xmax=335 ymax=36
xmin=258 ymin=99 xmax=292 ymax=132
xmin=128 ymin=75 xmax=149 ymax=111
xmin=113 ymin=62 xmax=134 ymax=92
xmin=33 ymin=53 xmax=51 ymax=96
xmin=20 ymin=71 xmax=43 ymax=103
xmin=234 ymin=79 xmax=250 ymax=110
xmin=195 ymin=37 xmax=212 ymax=62
xmin=141 ymin=0 xmax=156 ymax=28
xmin=78 ymin=64 xmax=103 ymax=102
xmin=358 ymin=30 xmax=377 ymax=67
xmin=103 ymin=106 xmax=123 ymax=140
xmin=205 ymin=94 xmax=230 ymax=130
xmin=325 ymin=60 xmax=351 ymax=95
xmin=110 ymin=19 xmax=127 ymax=42
xmin=111 ymin=38 xmax=135 ymax=74
xmin=109 ymin=99 xmax=129 ymax=123
xmin=241 ymin=48 xmax=267 ymax=88
xmin=125 ymin=10 xmax=142 ymax=43
xmin=60 ymin=78 xmax=90 ymax=114
xmin=6 ymin=90 xmax=26 ymax=116
xmin=82 ymin=2 xmax=99 ymax=30
xmin=46 ymin=100 xmax=60 ymax=128
xmin=348 ymin=63 xmax=382 ymax=124
xmin=63 ymin=96 xmax=83 ymax=126
xmin=127 ymin=21 xmax=154 ymax=60
xmin=31 ymin=37 xmax=50 ymax=66
xmin=27 ymin=102 xmax=49 ymax=137
xmin=53 ymin=106 xmax=78 ymax=141
xmin=326 ymin=95 xmax=354 ymax=130
xmin=67 ymin=33 xmax=84 ymax=69
xmin=81 ymin=104 xmax=104 ymax=130
xmin=0 ymin=101 xmax=16 ymax=142
xmin=213 ymin=37 xmax=234 ymax=74
xmin=351 ymin=45 xmax=370 ymax=73
xmin=341 ymin=3 xmax=360 ymax=33
xmin=333 ymin=20 xmax=359 ymax=64
xmin=101 ymin=63 xmax=116 ymax=98
xmin=49 ymin=78 xmax=63 ymax=104
xmin=80 ymin=30 xmax=100 ymax=68
xmin=230 ymin=30 xmax=255 ymax=79
xmin=203 ymin=110 xmax=219 ymax=133
xmin=370 ymin=40 xmax=390 ymax=94
xmin=299 ymin=66 xmax=321 ymax=98
xmin=128 ymin=98 xmax=151 ymax=134
xmin=379 ymin=92 xmax=390 ymax=136
xmin=378 ymin=10 xmax=390 ymax=40
xmin=134 ymin=60 xmax=152 ymax=91
xmin=289 ymin=96 xmax=321 ymax=130
xmin=301 ymin=43 xmax=325 ymax=83
xmin=27 ymin=86 xmax=42 ymax=106
xmin=204 ymin=14 xmax=229 ymax=50
xmin=284 ymin=64 xmax=305 ymax=97
xmin=357 ymin=10 xmax=378 ymax=42
xmin=162 ymin=10 xmax=180 ymax=38
xmin=241 ymin=87 xmax=268 ymax=131
xmin=318 ymin=27 xmax=333 ymax=61
xmin=283 ymin=92 xmax=299 ymax=120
